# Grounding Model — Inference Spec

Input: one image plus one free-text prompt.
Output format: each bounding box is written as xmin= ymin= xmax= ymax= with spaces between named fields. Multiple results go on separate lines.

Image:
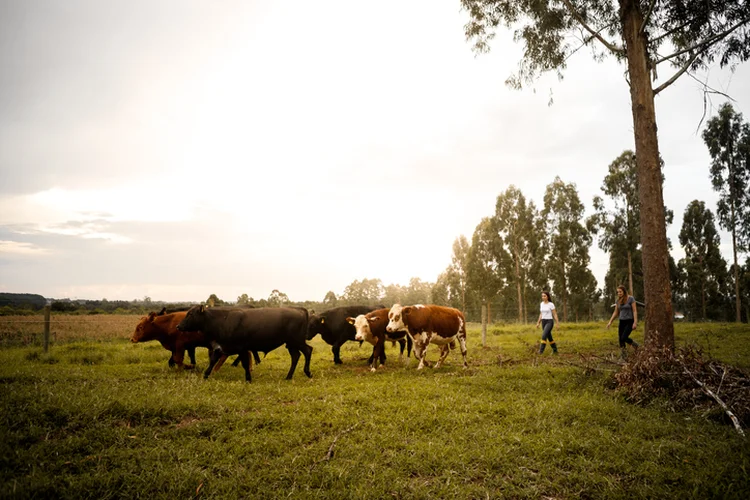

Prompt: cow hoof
xmin=305 ymin=371 xmax=312 ymax=378
xmin=184 ymin=364 xmax=195 ymax=370
xmin=370 ymin=367 xmax=376 ymax=373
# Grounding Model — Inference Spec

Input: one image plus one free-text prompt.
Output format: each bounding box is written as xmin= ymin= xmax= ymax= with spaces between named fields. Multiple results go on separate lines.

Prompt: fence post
xmin=481 ymin=304 xmax=487 ymax=347
xmin=43 ymin=305 xmax=50 ymax=353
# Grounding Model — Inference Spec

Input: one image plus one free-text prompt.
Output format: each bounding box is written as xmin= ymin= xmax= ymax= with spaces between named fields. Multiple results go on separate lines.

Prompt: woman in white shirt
xmin=535 ymin=291 xmax=560 ymax=354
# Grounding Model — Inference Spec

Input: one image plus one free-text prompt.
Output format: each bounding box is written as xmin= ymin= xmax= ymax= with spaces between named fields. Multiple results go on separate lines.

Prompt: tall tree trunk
xmin=562 ymin=271 xmax=568 ymax=322
xmin=627 ymin=250 xmax=634 ymax=296
xmin=620 ymin=0 xmax=674 ymax=348
xmin=731 ymin=204 xmax=741 ymax=323
xmin=701 ymin=280 xmax=706 ymax=321
xmin=514 ymin=247 xmax=523 ymax=323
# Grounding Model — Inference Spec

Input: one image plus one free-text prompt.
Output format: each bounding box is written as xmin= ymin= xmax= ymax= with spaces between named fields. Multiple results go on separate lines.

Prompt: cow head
xmin=386 ymin=304 xmax=410 ymax=333
xmin=131 ymin=311 xmax=158 ymax=343
xmin=347 ymin=314 xmax=376 ymax=343
xmin=177 ymin=304 xmax=206 ymax=332
xmin=306 ymin=314 xmax=328 ymax=340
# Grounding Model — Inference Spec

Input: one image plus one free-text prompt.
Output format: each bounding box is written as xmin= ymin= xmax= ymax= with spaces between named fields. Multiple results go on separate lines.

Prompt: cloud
xmin=0 ymin=240 xmax=50 ymax=256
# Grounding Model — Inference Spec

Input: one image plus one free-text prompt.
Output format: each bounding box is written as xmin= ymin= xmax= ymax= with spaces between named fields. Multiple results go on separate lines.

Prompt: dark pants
xmin=618 ymin=319 xmax=635 ymax=348
xmin=539 ymin=319 xmax=557 ymax=353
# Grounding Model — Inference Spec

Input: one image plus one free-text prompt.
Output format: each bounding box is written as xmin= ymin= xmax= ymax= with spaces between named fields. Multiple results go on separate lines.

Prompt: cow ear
xmin=367 ymin=316 xmax=376 ymax=324
xmin=158 ymin=307 xmax=167 ymax=316
xmin=147 ymin=312 xmax=156 ymax=321
xmin=403 ymin=306 xmax=412 ymax=316
xmin=346 ymin=317 xmax=355 ymax=325
xmin=320 ymin=318 xmax=325 ymax=324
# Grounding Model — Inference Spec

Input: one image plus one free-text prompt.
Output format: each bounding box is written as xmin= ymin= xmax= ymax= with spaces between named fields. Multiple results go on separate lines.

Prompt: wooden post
xmin=481 ymin=304 xmax=487 ymax=347
xmin=43 ymin=305 xmax=51 ymax=353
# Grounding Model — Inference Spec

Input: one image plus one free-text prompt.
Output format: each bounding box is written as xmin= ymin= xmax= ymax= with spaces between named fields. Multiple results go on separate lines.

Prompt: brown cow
xmin=346 ymin=308 xmax=411 ymax=372
xmin=386 ymin=304 xmax=467 ymax=370
xmin=131 ymin=310 xmax=259 ymax=370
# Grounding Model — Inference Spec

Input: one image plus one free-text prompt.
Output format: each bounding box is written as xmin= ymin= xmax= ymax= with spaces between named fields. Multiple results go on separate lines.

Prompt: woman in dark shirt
xmin=607 ymin=285 xmax=639 ymax=359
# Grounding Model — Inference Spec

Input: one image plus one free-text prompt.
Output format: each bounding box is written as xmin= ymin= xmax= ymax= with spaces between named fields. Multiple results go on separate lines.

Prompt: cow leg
xmin=285 ymin=346 xmax=301 ymax=380
xmin=231 ymin=355 xmax=241 ymax=367
xmin=237 ymin=351 xmax=252 ymax=383
xmin=168 ymin=354 xmax=176 ymax=368
xmin=332 ymin=342 xmax=344 ymax=364
xmin=406 ymin=335 xmax=413 ymax=358
xmin=211 ymin=354 xmax=229 ymax=373
xmin=458 ymin=333 xmax=468 ymax=368
xmin=397 ymin=338 xmax=406 ymax=362
xmin=377 ymin=339 xmax=386 ymax=368
xmin=252 ymin=351 xmax=261 ymax=365
xmin=302 ymin=343 xmax=313 ymax=378
xmin=187 ymin=346 xmax=197 ymax=366
xmin=172 ymin=345 xmax=189 ymax=369
xmin=434 ymin=344 xmax=451 ymax=369
xmin=204 ymin=349 xmax=223 ymax=379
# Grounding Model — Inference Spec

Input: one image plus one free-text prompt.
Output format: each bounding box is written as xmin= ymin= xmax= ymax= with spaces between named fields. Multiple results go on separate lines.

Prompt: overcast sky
xmin=1 ymin=0 xmax=748 ymax=304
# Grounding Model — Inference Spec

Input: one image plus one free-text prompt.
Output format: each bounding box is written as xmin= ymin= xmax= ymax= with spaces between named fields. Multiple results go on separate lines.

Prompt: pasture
xmin=1 ymin=315 xmax=749 ymax=499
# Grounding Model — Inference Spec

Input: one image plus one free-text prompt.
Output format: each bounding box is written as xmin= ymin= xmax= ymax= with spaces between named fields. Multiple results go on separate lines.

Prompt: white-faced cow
xmin=307 ymin=305 xmax=383 ymax=364
xmin=386 ymin=304 xmax=467 ymax=370
xmin=347 ymin=308 xmax=412 ymax=372
xmin=177 ymin=305 xmax=312 ymax=382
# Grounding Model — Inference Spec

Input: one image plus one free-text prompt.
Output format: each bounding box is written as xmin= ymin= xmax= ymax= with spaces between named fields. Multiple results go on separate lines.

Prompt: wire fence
xmin=0 ymin=313 xmax=137 ymax=347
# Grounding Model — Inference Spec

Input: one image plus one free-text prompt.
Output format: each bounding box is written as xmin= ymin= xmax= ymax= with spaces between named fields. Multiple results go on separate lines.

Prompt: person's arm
xmin=552 ymin=308 xmax=560 ymax=325
xmin=632 ymin=301 xmax=638 ymax=329
xmin=536 ymin=311 xmax=542 ymax=328
xmin=607 ymin=305 xmax=618 ymax=327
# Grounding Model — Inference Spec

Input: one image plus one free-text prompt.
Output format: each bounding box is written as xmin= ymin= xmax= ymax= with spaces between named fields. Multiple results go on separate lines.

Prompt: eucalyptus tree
xmin=588 ymin=151 xmax=641 ymax=297
xmin=541 ymin=177 xmax=593 ymax=322
xmin=461 ymin=0 xmax=750 ymax=347
xmin=467 ymin=217 xmax=508 ymax=321
xmin=267 ymin=289 xmax=290 ymax=307
xmin=702 ymin=103 xmax=750 ymax=322
xmin=341 ymin=279 xmax=384 ymax=306
xmin=449 ymin=235 xmax=471 ymax=313
xmin=678 ymin=201 xmax=728 ymax=321
xmin=494 ymin=186 xmax=541 ymax=323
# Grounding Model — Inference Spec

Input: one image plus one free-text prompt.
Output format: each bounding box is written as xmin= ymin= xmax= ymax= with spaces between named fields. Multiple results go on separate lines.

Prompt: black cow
xmin=307 ymin=305 xmax=383 ymax=364
xmin=177 ymin=305 xmax=312 ymax=383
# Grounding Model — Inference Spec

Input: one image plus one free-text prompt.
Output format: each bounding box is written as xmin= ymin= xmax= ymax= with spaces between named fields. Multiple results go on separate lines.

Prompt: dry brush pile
xmin=616 ymin=345 xmax=750 ymax=436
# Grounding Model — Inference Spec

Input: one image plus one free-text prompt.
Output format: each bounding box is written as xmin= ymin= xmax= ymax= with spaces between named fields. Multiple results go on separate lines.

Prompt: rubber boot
xmin=539 ymin=342 xmax=546 ymax=354
xmin=631 ymin=340 xmax=639 ymax=350
xmin=551 ymin=342 xmax=558 ymax=355
xmin=620 ymin=347 xmax=628 ymax=360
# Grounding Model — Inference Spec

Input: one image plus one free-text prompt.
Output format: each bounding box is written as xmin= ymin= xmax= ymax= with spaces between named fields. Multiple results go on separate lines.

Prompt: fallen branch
xmin=682 ymin=364 xmax=745 ymax=437
xmin=323 ymin=423 xmax=360 ymax=461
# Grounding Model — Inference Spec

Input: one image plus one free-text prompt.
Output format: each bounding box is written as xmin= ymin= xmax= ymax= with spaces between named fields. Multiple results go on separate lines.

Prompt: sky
xmin=1 ymin=0 xmax=748 ymax=304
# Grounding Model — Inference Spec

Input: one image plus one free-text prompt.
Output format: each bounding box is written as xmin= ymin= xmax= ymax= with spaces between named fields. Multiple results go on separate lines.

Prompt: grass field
xmin=1 ymin=315 xmax=749 ymax=499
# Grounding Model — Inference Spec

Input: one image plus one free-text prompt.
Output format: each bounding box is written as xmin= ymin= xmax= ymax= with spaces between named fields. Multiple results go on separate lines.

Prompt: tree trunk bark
xmin=627 ymin=250 xmax=634 ymax=296
xmin=701 ymin=279 xmax=706 ymax=321
xmin=732 ymin=207 xmax=741 ymax=323
xmin=620 ymin=0 xmax=674 ymax=348
xmin=514 ymin=246 xmax=524 ymax=323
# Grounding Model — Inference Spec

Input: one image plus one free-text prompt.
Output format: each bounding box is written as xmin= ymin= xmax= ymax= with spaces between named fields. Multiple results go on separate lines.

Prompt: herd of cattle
xmin=130 ymin=304 xmax=468 ymax=382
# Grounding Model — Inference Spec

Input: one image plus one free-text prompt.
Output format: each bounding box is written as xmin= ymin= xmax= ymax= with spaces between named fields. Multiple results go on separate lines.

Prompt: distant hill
xmin=0 ymin=293 xmax=48 ymax=309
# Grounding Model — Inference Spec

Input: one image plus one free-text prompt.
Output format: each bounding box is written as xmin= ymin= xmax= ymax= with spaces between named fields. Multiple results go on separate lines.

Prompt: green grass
xmin=1 ymin=321 xmax=749 ymax=499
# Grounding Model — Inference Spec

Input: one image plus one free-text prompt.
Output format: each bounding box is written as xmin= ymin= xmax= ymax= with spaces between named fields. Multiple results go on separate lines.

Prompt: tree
xmin=678 ymin=201 xmax=728 ymax=321
xmin=237 ymin=293 xmax=251 ymax=305
xmin=206 ymin=294 xmax=224 ymax=307
xmin=267 ymin=289 xmax=289 ymax=307
xmin=323 ymin=291 xmax=338 ymax=308
xmin=702 ymin=103 xmax=750 ymax=322
xmin=461 ymin=0 xmax=750 ymax=348
xmin=494 ymin=186 xmax=540 ymax=323
xmin=541 ymin=177 xmax=593 ymax=322
xmin=341 ymin=279 xmax=384 ymax=306
xmin=467 ymin=217 xmax=507 ymax=321
xmin=449 ymin=235 xmax=471 ymax=313
xmin=588 ymin=151 xmax=641 ymax=297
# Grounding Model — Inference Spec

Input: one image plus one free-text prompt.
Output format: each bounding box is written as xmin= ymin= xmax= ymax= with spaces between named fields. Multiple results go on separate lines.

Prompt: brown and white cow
xmin=346 ymin=308 xmax=411 ymax=371
xmin=386 ymin=304 xmax=467 ymax=370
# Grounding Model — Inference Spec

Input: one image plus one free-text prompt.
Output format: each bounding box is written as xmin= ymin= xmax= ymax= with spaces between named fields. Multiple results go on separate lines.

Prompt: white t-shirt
xmin=540 ymin=301 xmax=556 ymax=320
